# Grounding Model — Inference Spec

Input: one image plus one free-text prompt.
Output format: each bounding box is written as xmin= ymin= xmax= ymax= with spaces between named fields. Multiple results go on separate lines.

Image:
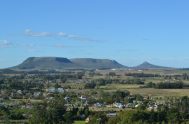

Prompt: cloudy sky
xmin=0 ymin=0 xmax=189 ymax=68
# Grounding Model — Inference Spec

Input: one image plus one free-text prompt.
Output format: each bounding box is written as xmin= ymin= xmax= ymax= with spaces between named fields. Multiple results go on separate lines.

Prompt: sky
xmin=0 ymin=0 xmax=189 ymax=68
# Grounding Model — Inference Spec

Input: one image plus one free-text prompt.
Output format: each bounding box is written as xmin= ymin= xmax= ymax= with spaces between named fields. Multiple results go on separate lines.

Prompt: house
xmin=94 ymin=102 xmax=103 ymax=107
xmin=33 ymin=92 xmax=41 ymax=98
xmin=79 ymin=96 xmax=87 ymax=101
xmin=113 ymin=102 xmax=124 ymax=109
xmin=147 ymin=104 xmax=158 ymax=111
xmin=57 ymin=88 xmax=64 ymax=93
xmin=126 ymin=103 xmax=135 ymax=108
xmin=135 ymin=104 xmax=142 ymax=108
xmin=47 ymin=87 xmax=56 ymax=93
xmin=47 ymin=87 xmax=64 ymax=93
xmin=17 ymin=90 xmax=22 ymax=95
xmin=64 ymin=96 xmax=70 ymax=101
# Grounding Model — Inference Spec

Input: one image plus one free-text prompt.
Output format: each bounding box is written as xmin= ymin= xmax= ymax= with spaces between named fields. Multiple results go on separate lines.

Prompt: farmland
xmin=0 ymin=68 xmax=189 ymax=123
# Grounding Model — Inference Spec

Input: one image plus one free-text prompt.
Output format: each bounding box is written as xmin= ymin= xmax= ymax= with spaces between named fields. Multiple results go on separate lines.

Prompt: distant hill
xmin=11 ymin=57 xmax=125 ymax=70
xmin=133 ymin=61 xmax=171 ymax=69
xmin=70 ymin=58 xmax=125 ymax=69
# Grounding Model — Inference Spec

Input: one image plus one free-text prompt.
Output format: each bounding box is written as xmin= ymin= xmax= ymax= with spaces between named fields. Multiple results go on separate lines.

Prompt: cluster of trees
xmin=146 ymin=81 xmax=184 ymax=89
xmin=182 ymin=73 xmax=189 ymax=80
xmin=156 ymin=82 xmax=184 ymax=89
xmin=85 ymin=90 xmax=132 ymax=105
xmin=85 ymin=78 xmax=144 ymax=89
xmin=29 ymin=95 xmax=90 ymax=124
xmin=42 ymin=72 xmax=84 ymax=81
xmin=0 ymin=71 xmax=86 ymax=91
xmin=0 ymin=106 xmax=25 ymax=121
xmin=98 ymin=90 xmax=131 ymax=104
xmin=84 ymin=82 xmax=97 ymax=89
xmin=125 ymin=73 xmax=160 ymax=78
xmin=89 ymin=112 xmax=108 ymax=124
xmin=87 ymin=90 xmax=144 ymax=105
xmin=0 ymin=71 xmax=85 ymax=89
xmin=106 ymin=110 xmax=179 ymax=124
xmin=0 ymin=79 xmax=44 ymax=91
xmin=163 ymin=73 xmax=189 ymax=80
xmin=124 ymin=72 xmax=189 ymax=81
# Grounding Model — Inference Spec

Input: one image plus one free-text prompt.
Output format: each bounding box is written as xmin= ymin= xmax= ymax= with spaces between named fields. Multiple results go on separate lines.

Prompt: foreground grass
xmin=73 ymin=120 xmax=86 ymax=124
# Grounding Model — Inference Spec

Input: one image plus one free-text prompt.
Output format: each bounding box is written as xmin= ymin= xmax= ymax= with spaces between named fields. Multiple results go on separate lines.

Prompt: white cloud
xmin=25 ymin=29 xmax=98 ymax=42
xmin=58 ymin=32 xmax=98 ymax=42
xmin=25 ymin=29 xmax=52 ymax=37
xmin=0 ymin=40 xmax=12 ymax=48
xmin=58 ymin=32 xmax=67 ymax=37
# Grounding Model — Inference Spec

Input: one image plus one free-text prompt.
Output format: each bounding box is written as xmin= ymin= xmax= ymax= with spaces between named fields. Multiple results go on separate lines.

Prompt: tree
xmin=29 ymin=104 xmax=48 ymax=124
xmin=29 ymin=96 xmax=66 ymax=124
xmin=9 ymin=109 xmax=25 ymax=120
xmin=113 ymin=90 xmax=130 ymax=102
xmin=108 ymin=72 xmax=116 ymax=77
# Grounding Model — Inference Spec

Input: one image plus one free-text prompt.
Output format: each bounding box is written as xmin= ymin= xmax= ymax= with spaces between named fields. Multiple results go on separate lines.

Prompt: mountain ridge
xmin=11 ymin=57 xmax=126 ymax=70
xmin=1 ymin=57 xmax=178 ymax=71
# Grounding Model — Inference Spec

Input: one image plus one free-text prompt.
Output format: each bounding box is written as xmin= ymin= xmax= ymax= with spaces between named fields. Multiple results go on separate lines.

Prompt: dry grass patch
xmin=128 ymin=88 xmax=189 ymax=97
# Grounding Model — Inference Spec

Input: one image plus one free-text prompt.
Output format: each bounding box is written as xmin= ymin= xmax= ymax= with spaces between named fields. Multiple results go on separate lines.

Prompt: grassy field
xmin=126 ymin=69 xmax=189 ymax=75
xmin=73 ymin=121 xmax=86 ymax=124
xmin=100 ymin=84 xmax=142 ymax=89
xmin=62 ymin=82 xmax=85 ymax=89
xmin=64 ymin=69 xmax=189 ymax=98
xmin=99 ymin=83 xmax=189 ymax=97
xmin=11 ymin=99 xmax=43 ymax=103
xmin=128 ymin=88 xmax=189 ymax=97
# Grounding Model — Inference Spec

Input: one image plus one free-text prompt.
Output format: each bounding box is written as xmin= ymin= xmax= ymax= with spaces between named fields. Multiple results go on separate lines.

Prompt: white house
xmin=79 ymin=96 xmax=87 ymax=100
xmin=57 ymin=88 xmax=64 ymax=93
xmin=47 ymin=87 xmax=56 ymax=93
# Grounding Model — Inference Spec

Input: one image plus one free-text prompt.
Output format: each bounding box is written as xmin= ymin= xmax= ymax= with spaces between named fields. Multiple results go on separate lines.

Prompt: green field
xmin=128 ymin=88 xmax=189 ymax=97
xmin=73 ymin=121 xmax=86 ymax=124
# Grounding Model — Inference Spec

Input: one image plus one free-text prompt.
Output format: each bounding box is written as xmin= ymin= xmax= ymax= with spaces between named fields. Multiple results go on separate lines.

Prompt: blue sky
xmin=0 ymin=0 xmax=189 ymax=68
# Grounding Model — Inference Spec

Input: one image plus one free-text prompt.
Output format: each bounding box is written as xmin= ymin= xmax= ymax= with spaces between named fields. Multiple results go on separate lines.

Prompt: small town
xmin=0 ymin=68 xmax=189 ymax=123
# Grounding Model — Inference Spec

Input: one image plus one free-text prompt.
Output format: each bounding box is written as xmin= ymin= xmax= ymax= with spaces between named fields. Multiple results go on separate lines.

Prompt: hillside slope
xmin=11 ymin=57 xmax=125 ymax=70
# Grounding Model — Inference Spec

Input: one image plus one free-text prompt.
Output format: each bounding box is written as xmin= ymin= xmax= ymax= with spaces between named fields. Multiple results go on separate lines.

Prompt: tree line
xmin=145 ymin=81 xmax=184 ymax=89
xmin=85 ymin=78 xmax=144 ymax=89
